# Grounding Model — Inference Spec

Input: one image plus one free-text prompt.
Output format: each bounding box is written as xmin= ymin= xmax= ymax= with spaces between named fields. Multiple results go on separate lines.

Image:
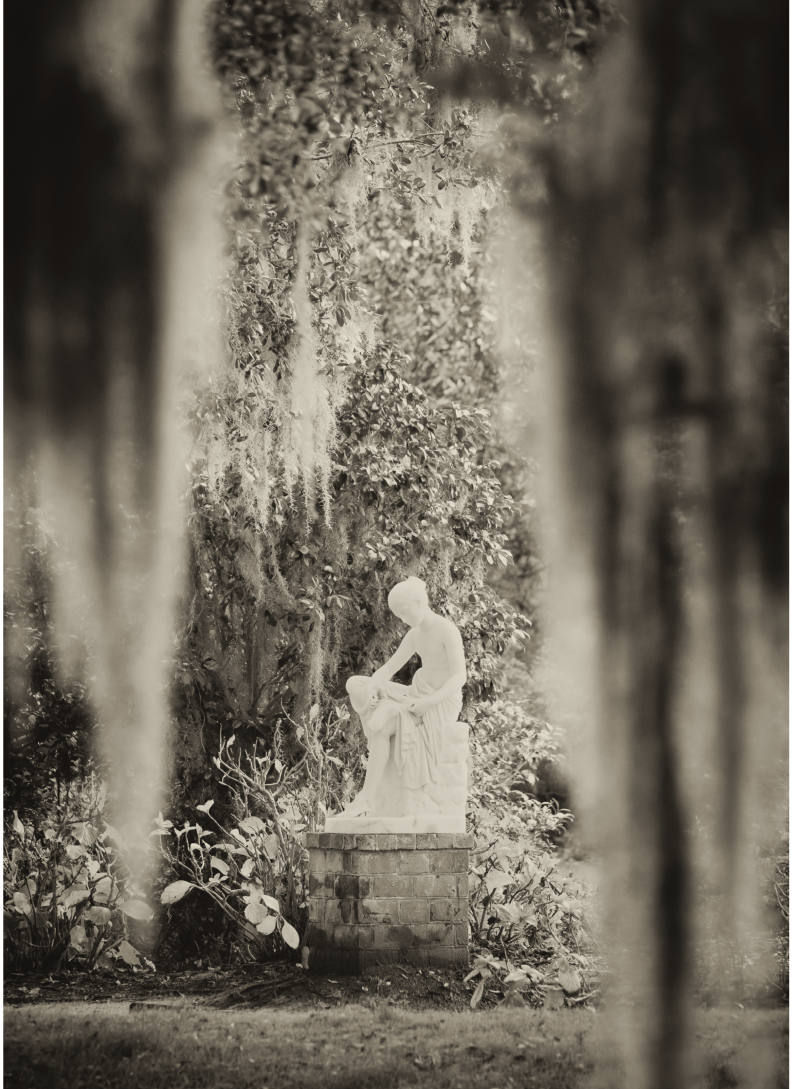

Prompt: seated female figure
xmin=343 ymin=577 xmax=467 ymax=818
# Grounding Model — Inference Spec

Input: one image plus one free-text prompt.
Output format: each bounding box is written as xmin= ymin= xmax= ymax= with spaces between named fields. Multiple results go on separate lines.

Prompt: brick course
xmin=305 ymin=831 xmax=473 ymax=973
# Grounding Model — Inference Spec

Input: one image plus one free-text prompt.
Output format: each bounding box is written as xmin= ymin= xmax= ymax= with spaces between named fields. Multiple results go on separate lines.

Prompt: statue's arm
xmin=371 ymin=629 xmax=417 ymax=686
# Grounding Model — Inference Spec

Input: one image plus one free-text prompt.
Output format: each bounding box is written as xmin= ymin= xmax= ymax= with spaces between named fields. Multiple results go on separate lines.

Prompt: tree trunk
xmin=530 ymin=2 xmax=787 ymax=1085
xmin=4 ymin=0 xmax=228 ymax=842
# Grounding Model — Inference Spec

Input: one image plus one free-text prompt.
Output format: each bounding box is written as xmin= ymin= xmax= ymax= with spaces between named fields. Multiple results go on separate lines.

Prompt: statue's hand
xmin=407 ymin=694 xmax=434 ymax=716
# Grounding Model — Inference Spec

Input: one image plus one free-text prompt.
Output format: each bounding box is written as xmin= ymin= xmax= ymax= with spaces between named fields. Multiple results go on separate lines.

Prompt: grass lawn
xmin=3 ymin=1002 xmax=788 ymax=1089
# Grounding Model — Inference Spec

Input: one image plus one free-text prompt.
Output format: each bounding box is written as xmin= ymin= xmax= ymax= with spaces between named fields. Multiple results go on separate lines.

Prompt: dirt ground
xmin=4 ymin=961 xmax=496 ymax=1013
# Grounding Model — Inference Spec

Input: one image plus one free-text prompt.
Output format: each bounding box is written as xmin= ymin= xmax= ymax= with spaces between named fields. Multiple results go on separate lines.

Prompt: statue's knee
xmin=346 ymin=675 xmax=370 ymax=696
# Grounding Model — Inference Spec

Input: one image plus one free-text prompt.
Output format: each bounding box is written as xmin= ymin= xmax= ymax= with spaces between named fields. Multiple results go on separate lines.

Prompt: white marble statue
xmin=328 ymin=577 xmax=470 ymax=832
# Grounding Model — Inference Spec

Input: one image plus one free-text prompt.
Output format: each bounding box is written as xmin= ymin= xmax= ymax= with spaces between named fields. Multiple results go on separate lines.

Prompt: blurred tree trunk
xmin=532 ymin=1 xmax=787 ymax=1085
xmin=4 ymin=0 xmax=226 ymax=840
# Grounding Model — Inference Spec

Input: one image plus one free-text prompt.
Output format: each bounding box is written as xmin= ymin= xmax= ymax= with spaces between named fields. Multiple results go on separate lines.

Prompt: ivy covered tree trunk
xmin=531 ymin=2 xmax=787 ymax=1085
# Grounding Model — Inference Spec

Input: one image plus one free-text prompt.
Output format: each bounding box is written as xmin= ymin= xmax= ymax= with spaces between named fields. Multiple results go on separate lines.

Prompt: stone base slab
xmin=324 ymin=814 xmax=466 ymax=834
xmin=305 ymin=832 xmax=473 ymax=975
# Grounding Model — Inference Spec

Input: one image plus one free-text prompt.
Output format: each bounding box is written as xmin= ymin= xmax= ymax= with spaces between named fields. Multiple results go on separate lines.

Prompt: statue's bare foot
xmin=341 ymin=791 xmax=376 ymax=818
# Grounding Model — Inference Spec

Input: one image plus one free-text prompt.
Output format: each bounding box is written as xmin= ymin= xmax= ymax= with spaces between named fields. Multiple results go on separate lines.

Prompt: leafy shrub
xmin=3 ymin=776 xmax=154 ymax=973
xmin=151 ymin=705 xmax=361 ymax=960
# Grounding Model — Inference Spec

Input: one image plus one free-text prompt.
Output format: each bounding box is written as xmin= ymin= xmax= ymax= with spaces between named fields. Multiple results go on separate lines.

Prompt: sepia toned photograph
xmin=4 ymin=2 xmax=788 ymax=1087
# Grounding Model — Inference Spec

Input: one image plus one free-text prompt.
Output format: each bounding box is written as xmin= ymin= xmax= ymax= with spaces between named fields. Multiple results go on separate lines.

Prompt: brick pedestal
xmin=304 ymin=832 xmax=473 ymax=973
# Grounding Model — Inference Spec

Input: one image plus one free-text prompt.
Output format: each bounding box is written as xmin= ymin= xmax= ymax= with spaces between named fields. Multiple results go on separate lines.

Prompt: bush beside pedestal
xmin=304 ymin=832 xmax=473 ymax=973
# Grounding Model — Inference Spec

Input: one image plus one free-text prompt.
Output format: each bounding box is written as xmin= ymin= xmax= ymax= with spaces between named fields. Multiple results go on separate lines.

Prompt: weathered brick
xmin=357 ymin=925 xmax=375 ymax=949
xmin=431 ymin=833 xmax=454 ymax=849
xmin=334 ymin=874 xmax=360 ymax=899
xmin=404 ymin=947 xmax=430 ymax=967
xmin=308 ymin=848 xmax=324 ymax=873
xmin=453 ymin=833 xmax=475 ymax=849
xmin=415 ymin=834 xmax=438 ymax=850
xmin=412 ymin=922 xmax=453 ymax=947
xmin=324 ymin=850 xmax=344 ymax=872
xmin=429 ymin=898 xmax=466 ymax=922
xmin=306 ymin=898 xmax=324 ymax=923
xmin=353 ymin=834 xmax=378 ymax=851
xmin=427 ymin=946 xmax=468 ymax=970
xmin=398 ymin=899 xmax=430 ymax=924
xmin=308 ymin=948 xmax=359 ymax=974
xmin=341 ymin=834 xmax=359 ymax=851
xmin=357 ymin=898 xmax=399 ymax=925
xmin=325 ymin=898 xmax=357 ymax=926
xmin=374 ymin=834 xmax=397 ymax=851
xmin=415 ymin=874 xmax=457 ymax=898
xmin=372 ymin=874 xmax=414 ymax=899
xmin=398 ymin=851 xmax=431 ymax=875
xmin=326 ymin=833 xmax=344 ymax=850
xmin=362 ymin=851 xmax=399 ymax=874
xmin=331 ymin=925 xmax=359 ymax=949
xmin=453 ymin=921 xmax=470 ymax=947
xmin=395 ymin=834 xmax=416 ymax=850
xmin=456 ymin=874 xmax=469 ymax=899
xmin=305 ymin=832 xmax=320 ymax=849
xmin=374 ymin=923 xmax=415 ymax=948
xmin=361 ymin=947 xmax=403 ymax=968
xmin=305 ymin=924 xmax=328 ymax=949
xmin=432 ymin=849 xmax=469 ymax=874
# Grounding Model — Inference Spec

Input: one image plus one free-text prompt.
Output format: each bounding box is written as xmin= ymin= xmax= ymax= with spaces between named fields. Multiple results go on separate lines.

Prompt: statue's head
xmin=387 ymin=576 xmax=428 ymax=622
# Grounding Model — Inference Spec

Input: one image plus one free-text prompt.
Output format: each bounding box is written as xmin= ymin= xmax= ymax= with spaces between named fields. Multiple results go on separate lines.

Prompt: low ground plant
xmin=3 ymin=775 xmax=154 ymax=973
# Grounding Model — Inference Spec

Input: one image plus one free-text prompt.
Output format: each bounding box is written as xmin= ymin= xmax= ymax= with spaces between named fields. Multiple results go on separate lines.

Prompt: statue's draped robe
xmin=347 ymin=675 xmax=462 ymax=791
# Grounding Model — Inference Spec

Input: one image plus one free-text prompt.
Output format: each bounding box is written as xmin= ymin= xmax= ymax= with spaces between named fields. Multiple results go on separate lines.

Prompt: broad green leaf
xmin=70 ymin=923 xmax=89 ymax=951
xmin=245 ymin=902 xmax=268 ymax=925
xmin=470 ymin=978 xmax=485 ymax=1008
xmin=121 ymin=900 xmax=154 ymax=922
xmin=262 ymin=894 xmax=280 ymax=912
xmin=263 ymin=834 xmax=279 ymax=861
xmin=103 ymin=824 xmax=128 ymax=850
xmin=13 ymin=891 xmax=33 ymax=915
xmin=61 ymin=888 xmax=91 ymax=910
xmin=84 ymin=905 xmax=112 ymax=926
xmin=257 ymin=915 xmax=276 ymax=936
xmin=197 ymin=800 xmax=214 ymax=814
xmin=483 ymin=871 xmax=516 ymax=894
xmin=557 ymin=963 xmax=581 ymax=995
xmin=118 ymin=940 xmax=141 ymax=967
xmin=281 ymin=921 xmax=300 ymax=949
xmin=210 ymin=858 xmax=230 ymax=875
xmin=93 ymin=877 xmax=115 ymax=904
xmin=239 ymin=816 xmax=266 ymax=835
xmin=161 ymin=880 xmax=194 ymax=904
xmin=239 ymin=859 xmax=254 ymax=878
